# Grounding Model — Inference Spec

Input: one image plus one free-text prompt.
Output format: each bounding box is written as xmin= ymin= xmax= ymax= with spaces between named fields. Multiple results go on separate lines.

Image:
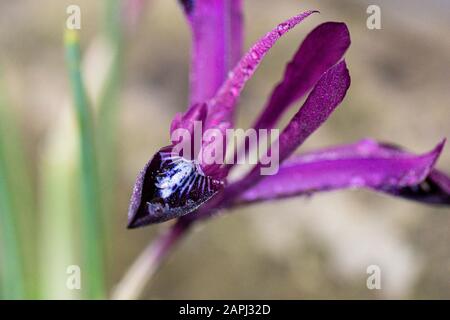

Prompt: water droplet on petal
xmin=277 ymin=22 xmax=290 ymax=35
xmin=251 ymin=50 xmax=259 ymax=60
xmin=230 ymin=86 xmax=239 ymax=96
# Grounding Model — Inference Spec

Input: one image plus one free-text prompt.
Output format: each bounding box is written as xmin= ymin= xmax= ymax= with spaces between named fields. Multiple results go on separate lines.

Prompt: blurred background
xmin=0 ymin=0 xmax=449 ymax=299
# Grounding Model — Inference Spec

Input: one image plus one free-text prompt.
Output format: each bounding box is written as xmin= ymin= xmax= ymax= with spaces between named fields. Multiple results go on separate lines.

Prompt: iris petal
xmin=254 ymin=21 xmax=351 ymax=131
xmin=205 ymin=10 xmax=318 ymax=130
xmin=277 ymin=60 xmax=350 ymax=162
xmin=211 ymin=60 xmax=351 ymax=207
xmin=235 ymin=139 xmax=448 ymax=205
xmin=180 ymin=0 xmax=244 ymax=105
xmin=128 ymin=146 xmax=224 ymax=228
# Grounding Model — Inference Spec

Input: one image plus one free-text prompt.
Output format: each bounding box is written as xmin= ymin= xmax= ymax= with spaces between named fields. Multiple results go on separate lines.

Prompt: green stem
xmin=64 ymin=30 xmax=105 ymax=299
xmin=0 ymin=160 xmax=24 ymax=300
xmin=39 ymin=114 xmax=80 ymax=299
xmin=0 ymin=77 xmax=25 ymax=299
xmin=98 ymin=0 xmax=124 ymax=236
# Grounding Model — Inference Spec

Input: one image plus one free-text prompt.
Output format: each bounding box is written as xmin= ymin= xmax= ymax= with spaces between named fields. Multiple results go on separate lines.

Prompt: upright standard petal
xmin=253 ymin=22 xmax=351 ymax=130
xmin=206 ymin=10 xmax=318 ymax=130
xmin=236 ymin=139 xmax=448 ymax=205
xmin=180 ymin=0 xmax=243 ymax=105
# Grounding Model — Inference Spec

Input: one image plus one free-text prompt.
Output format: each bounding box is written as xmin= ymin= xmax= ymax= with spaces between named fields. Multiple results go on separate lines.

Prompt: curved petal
xmin=179 ymin=0 xmax=244 ymax=105
xmin=277 ymin=60 xmax=350 ymax=162
xmin=199 ymin=10 xmax=318 ymax=178
xmin=205 ymin=10 xmax=318 ymax=129
xmin=216 ymin=59 xmax=351 ymax=202
xmin=253 ymin=21 xmax=351 ymax=130
xmin=236 ymin=139 xmax=449 ymax=205
xmin=224 ymin=22 xmax=350 ymax=175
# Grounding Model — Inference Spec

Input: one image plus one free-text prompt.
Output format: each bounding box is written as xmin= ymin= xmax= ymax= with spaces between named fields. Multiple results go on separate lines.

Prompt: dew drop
xmin=250 ymin=50 xmax=259 ymax=60
xmin=230 ymin=86 xmax=239 ymax=97
xmin=277 ymin=22 xmax=290 ymax=35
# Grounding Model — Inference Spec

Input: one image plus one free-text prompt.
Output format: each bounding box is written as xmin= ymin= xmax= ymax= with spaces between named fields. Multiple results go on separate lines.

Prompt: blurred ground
xmin=0 ymin=0 xmax=449 ymax=299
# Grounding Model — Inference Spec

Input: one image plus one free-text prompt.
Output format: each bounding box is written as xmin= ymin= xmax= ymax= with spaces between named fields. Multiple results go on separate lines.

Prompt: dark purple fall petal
xmin=127 ymin=146 xmax=224 ymax=228
xmin=236 ymin=139 xmax=448 ymax=205
xmin=253 ymin=22 xmax=351 ymax=131
xmin=180 ymin=0 xmax=243 ymax=105
xmin=205 ymin=10 xmax=318 ymax=131
xmin=392 ymin=170 xmax=450 ymax=205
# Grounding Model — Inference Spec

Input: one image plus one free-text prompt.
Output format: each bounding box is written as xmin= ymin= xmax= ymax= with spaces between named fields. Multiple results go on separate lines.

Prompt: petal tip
xmin=428 ymin=138 xmax=446 ymax=165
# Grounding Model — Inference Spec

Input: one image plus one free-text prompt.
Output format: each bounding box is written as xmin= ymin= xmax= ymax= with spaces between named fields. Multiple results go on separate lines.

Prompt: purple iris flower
xmin=127 ymin=0 xmax=450 ymax=232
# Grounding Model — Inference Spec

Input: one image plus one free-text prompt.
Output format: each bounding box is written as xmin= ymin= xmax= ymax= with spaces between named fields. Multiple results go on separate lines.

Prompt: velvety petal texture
xmin=204 ymin=59 xmax=351 ymax=205
xmin=199 ymin=10 xmax=317 ymax=177
xmin=180 ymin=0 xmax=243 ymax=105
xmin=236 ymin=139 xmax=447 ymax=204
xmin=277 ymin=60 xmax=350 ymax=162
xmin=224 ymin=21 xmax=351 ymax=175
xmin=206 ymin=10 xmax=317 ymax=130
xmin=253 ymin=22 xmax=351 ymax=130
